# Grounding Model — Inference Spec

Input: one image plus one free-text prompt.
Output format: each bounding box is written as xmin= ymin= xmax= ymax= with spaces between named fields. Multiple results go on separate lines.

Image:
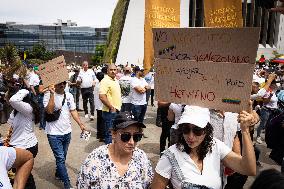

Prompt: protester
xmin=9 ymin=88 xmax=40 ymax=188
xmin=158 ymin=101 xmax=171 ymax=153
xmin=28 ymin=66 xmax=40 ymax=99
xmin=99 ymin=64 xmax=122 ymax=144
xmin=130 ymin=66 xmax=149 ymax=123
xmin=255 ymin=74 xmax=278 ymax=144
xmin=167 ymin=103 xmax=184 ymax=145
xmin=144 ymin=69 xmax=154 ymax=106
xmin=119 ymin=66 xmax=132 ymax=112
xmin=76 ymin=61 xmax=96 ymax=120
xmin=69 ymin=69 xmax=82 ymax=111
xmin=0 ymin=146 xmax=34 ymax=189
xmin=44 ymin=82 xmax=87 ymax=189
xmin=151 ymin=105 xmax=256 ymax=189
xmin=94 ymin=72 xmax=104 ymax=142
xmin=77 ymin=112 xmax=153 ymax=188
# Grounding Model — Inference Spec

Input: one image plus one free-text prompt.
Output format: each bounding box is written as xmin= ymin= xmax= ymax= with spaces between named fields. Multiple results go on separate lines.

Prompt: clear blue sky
xmin=0 ymin=0 xmax=118 ymax=27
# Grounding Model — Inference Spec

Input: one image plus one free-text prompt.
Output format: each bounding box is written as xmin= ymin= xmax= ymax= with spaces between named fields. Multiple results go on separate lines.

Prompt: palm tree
xmin=0 ymin=44 xmax=25 ymax=79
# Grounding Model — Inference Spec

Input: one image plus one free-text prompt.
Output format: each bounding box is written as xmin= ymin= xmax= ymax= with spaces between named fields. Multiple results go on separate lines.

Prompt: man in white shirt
xmin=76 ymin=61 xmax=96 ymax=120
xmin=44 ymin=81 xmax=87 ymax=189
xmin=28 ymin=66 xmax=40 ymax=97
xmin=131 ymin=66 xmax=150 ymax=123
xmin=119 ymin=67 xmax=133 ymax=112
xmin=252 ymin=74 xmax=278 ymax=144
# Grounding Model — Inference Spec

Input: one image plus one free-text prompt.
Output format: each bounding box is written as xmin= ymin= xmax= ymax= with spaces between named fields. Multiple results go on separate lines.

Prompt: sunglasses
xmin=181 ymin=125 xmax=205 ymax=136
xmin=119 ymin=132 xmax=143 ymax=143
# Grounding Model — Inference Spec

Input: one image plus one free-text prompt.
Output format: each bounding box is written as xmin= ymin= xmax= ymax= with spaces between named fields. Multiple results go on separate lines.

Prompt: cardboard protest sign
xmin=153 ymin=28 xmax=260 ymax=65
xmin=154 ymin=58 xmax=254 ymax=112
xmin=204 ymin=0 xmax=243 ymax=28
xmin=38 ymin=56 xmax=69 ymax=88
xmin=144 ymin=0 xmax=180 ymax=72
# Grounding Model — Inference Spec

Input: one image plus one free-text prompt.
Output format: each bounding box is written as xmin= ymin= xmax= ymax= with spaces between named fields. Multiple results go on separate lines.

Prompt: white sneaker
xmin=256 ymin=137 xmax=263 ymax=144
xmin=84 ymin=114 xmax=89 ymax=119
xmin=90 ymin=115 xmax=95 ymax=120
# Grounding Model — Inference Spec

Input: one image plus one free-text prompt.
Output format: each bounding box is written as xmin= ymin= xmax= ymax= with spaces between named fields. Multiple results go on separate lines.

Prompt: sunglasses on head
xmin=59 ymin=81 xmax=67 ymax=85
xmin=119 ymin=132 xmax=143 ymax=143
xmin=181 ymin=125 xmax=205 ymax=136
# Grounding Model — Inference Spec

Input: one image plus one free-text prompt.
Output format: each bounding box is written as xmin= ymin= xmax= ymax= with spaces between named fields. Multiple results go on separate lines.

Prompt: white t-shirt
xmin=0 ymin=146 xmax=16 ymax=189
xmin=119 ymin=75 xmax=132 ymax=104
xmin=130 ymin=77 xmax=148 ymax=105
xmin=9 ymin=89 xmax=38 ymax=149
xmin=28 ymin=72 xmax=40 ymax=87
xmin=77 ymin=69 xmax=96 ymax=88
xmin=43 ymin=92 xmax=76 ymax=135
xmin=169 ymin=103 xmax=183 ymax=129
xmin=94 ymin=83 xmax=103 ymax=110
xmin=155 ymin=138 xmax=231 ymax=189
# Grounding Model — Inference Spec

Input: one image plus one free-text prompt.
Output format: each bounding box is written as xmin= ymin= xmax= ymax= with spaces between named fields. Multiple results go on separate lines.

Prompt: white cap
xmin=177 ymin=106 xmax=210 ymax=128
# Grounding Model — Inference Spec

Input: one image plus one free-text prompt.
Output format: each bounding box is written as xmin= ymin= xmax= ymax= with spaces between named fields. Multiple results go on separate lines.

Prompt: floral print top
xmin=77 ymin=145 xmax=153 ymax=189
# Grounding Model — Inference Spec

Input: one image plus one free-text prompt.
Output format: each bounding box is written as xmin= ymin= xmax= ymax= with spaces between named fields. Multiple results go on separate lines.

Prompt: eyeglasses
xmin=119 ymin=132 xmax=143 ymax=143
xmin=181 ymin=125 xmax=205 ymax=136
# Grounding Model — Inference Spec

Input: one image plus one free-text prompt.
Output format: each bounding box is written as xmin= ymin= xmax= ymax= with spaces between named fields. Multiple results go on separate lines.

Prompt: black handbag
xmin=45 ymin=93 xmax=66 ymax=122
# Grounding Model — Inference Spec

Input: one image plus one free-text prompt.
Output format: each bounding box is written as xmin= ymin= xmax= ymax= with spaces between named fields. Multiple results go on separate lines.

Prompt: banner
xmin=155 ymin=58 xmax=255 ymax=112
xmin=153 ymin=28 xmax=260 ymax=65
xmin=38 ymin=56 xmax=69 ymax=88
xmin=204 ymin=0 xmax=243 ymax=28
xmin=144 ymin=0 xmax=180 ymax=72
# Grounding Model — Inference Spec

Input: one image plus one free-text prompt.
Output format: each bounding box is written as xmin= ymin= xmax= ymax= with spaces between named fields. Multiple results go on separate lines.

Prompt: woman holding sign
xmin=151 ymin=105 xmax=256 ymax=189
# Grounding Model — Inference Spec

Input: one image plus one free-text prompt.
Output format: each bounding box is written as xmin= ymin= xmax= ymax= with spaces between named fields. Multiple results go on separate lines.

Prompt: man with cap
xmin=28 ymin=66 xmax=40 ymax=98
xmin=130 ymin=66 xmax=149 ymax=123
xmin=44 ymin=81 xmax=87 ymax=189
xmin=77 ymin=111 xmax=153 ymax=188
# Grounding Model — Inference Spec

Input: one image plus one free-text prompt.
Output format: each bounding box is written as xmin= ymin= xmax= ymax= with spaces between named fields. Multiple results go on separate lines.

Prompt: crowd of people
xmin=1 ymin=1 xmax=284 ymax=188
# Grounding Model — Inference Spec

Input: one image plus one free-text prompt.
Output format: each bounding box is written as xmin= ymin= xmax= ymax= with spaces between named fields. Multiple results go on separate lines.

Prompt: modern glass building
xmin=0 ymin=21 xmax=108 ymax=54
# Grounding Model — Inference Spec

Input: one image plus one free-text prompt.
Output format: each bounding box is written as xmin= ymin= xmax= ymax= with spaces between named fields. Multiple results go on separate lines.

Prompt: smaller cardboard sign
xmin=154 ymin=58 xmax=254 ymax=112
xmin=38 ymin=56 xmax=69 ymax=88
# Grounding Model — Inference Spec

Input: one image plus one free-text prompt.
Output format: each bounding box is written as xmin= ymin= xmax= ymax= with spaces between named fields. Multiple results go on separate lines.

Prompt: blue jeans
xmin=102 ymin=111 xmax=117 ymax=144
xmin=47 ymin=133 xmax=71 ymax=188
xmin=121 ymin=103 xmax=132 ymax=112
xmin=257 ymin=107 xmax=272 ymax=137
xmin=131 ymin=104 xmax=147 ymax=123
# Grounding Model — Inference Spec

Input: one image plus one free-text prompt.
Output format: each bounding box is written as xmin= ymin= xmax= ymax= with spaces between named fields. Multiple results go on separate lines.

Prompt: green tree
xmin=91 ymin=44 xmax=106 ymax=66
xmin=103 ymin=0 xmax=130 ymax=63
xmin=26 ymin=43 xmax=56 ymax=62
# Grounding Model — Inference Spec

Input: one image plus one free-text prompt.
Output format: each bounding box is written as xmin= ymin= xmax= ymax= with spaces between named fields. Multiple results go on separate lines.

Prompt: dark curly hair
xmin=176 ymin=123 xmax=214 ymax=160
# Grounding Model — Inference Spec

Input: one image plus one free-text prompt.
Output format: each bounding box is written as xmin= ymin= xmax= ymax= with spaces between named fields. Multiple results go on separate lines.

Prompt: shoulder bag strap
xmin=59 ymin=93 xmax=66 ymax=110
xmin=163 ymin=149 xmax=185 ymax=182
